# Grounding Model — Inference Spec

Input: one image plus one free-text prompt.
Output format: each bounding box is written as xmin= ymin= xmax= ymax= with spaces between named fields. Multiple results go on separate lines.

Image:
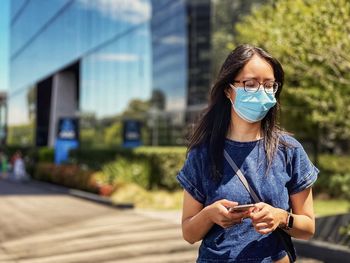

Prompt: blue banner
xmin=123 ymin=120 xmax=142 ymax=148
xmin=55 ymin=118 xmax=79 ymax=164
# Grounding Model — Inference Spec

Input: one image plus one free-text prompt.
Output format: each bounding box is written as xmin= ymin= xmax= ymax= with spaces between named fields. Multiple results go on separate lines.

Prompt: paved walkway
xmin=0 ymin=179 xmax=322 ymax=263
xmin=0 ymin=179 xmax=198 ymax=262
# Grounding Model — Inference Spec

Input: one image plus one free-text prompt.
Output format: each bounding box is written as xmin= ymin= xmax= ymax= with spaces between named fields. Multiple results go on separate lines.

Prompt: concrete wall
xmin=48 ymin=71 xmax=78 ymax=147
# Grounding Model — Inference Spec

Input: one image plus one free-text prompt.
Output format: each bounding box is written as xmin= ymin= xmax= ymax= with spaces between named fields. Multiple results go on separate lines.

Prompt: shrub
xmin=328 ymin=174 xmax=350 ymax=200
xmin=133 ymin=147 xmax=186 ymax=190
xmin=69 ymin=147 xmax=132 ymax=169
xmin=29 ymin=146 xmax=186 ymax=195
xmin=38 ymin=147 xmax=54 ymax=162
xmin=101 ymin=157 xmax=151 ymax=189
xmin=68 ymin=146 xmax=187 ymax=191
xmin=314 ymin=155 xmax=350 ymax=198
xmin=111 ymin=182 xmax=183 ymax=210
xmin=34 ymin=162 xmax=99 ymax=193
xmin=318 ymin=155 xmax=350 ymax=175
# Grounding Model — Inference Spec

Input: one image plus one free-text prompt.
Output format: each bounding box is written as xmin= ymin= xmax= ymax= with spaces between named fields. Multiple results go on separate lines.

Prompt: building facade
xmin=9 ymin=0 xmax=264 ymax=147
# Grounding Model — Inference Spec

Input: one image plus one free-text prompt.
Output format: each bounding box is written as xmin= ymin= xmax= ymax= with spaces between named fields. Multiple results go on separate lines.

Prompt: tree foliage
xmin=235 ymin=0 xmax=350 ymax=150
xmin=211 ymin=0 xmax=267 ymax=79
xmin=80 ymin=99 xmax=150 ymax=147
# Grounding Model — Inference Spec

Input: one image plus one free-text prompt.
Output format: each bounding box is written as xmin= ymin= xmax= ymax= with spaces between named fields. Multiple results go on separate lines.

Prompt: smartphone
xmin=228 ymin=204 xmax=255 ymax=213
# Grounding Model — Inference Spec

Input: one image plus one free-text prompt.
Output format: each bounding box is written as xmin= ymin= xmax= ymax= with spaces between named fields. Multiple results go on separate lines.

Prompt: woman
xmin=177 ymin=44 xmax=318 ymax=262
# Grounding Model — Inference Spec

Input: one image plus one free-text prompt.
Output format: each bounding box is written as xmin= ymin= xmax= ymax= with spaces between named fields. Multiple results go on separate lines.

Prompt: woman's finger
xmin=254 ymin=222 xmax=269 ymax=230
xmin=250 ymin=208 xmax=268 ymax=221
xmin=228 ymin=210 xmax=250 ymax=220
xmin=219 ymin=199 xmax=239 ymax=209
xmin=256 ymin=227 xmax=273 ymax=235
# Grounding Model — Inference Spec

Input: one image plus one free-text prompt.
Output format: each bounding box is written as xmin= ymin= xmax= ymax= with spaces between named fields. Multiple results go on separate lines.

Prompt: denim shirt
xmin=177 ymin=135 xmax=319 ymax=263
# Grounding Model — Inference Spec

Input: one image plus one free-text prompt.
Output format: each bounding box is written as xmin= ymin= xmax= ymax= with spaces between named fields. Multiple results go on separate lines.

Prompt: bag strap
xmin=223 ymin=149 xmax=261 ymax=203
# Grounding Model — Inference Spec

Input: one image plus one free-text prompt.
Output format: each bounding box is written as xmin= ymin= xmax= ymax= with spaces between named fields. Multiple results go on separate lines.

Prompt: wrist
xmin=202 ymin=205 xmax=213 ymax=223
xmin=278 ymin=210 xmax=294 ymax=230
xmin=277 ymin=209 xmax=289 ymax=228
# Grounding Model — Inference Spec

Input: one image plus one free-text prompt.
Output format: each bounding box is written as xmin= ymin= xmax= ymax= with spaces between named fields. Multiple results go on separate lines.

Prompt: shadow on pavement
xmin=0 ymin=178 xmax=134 ymax=209
xmin=0 ymin=179 xmax=68 ymax=196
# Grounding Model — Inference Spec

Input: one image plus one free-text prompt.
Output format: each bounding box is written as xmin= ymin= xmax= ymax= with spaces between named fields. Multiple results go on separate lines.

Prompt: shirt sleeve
xmin=287 ymin=143 xmax=319 ymax=195
xmin=176 ymin=147 xmax=206 ymax=204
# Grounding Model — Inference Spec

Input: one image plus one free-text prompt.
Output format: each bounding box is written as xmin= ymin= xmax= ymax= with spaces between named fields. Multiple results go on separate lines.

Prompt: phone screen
xmin=228 ymin=204 xmax=254 ymax=212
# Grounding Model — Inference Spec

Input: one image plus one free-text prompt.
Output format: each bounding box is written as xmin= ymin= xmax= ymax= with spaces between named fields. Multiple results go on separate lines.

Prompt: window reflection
xmin=11 ymin=0 xmax=71 ymax=57
xmin=10 ymin=0 xmax=151 ymax=91
xmin=8 ymin=0 xmax=228 ymax=146
xmin=10 ymin=0 xmax=28 ymax=20
xmin=8 ymin=87 xmax=36 ymax=145
xmin=80 ymin=23 xmax=151 ymax=146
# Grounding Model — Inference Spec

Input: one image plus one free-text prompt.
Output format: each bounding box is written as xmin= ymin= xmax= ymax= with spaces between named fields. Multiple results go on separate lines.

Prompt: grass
xmin=314 ymin=198 xmax=350 ymax=217
xmin=111 ymin=183 xmax=183 ymax=210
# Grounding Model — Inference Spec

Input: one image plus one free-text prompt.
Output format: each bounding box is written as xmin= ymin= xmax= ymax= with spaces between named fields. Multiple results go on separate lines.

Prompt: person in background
xmin=0 ymin=151 xmax=8 ymax=179
xmin=177 ymin=44 xmax=318 ymax=262
xmin=13 ymin=151 xmax=28 ymax=182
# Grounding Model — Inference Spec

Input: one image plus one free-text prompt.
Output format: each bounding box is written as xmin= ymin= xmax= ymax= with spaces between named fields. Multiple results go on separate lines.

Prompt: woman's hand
xmin=249 ymin=202 xmax=285 ymax=234
xmin=205 ymin=199 xmax=250 ymax=228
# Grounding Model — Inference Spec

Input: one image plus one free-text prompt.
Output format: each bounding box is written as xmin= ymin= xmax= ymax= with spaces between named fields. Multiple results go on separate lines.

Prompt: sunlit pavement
xmin=0 ymin=179 xmax=321 ymax=263
xmin=0 ymin=179 xmax=198 ymax=262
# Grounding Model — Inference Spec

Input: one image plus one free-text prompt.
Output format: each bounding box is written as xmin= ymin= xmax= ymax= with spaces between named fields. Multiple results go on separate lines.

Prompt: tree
xmin=104 ymin=122 xmax=122 ymax=146
xmin=211 ymin=0 xmax=267 ymax=79
xmin=235 ymin=0 xmax=350 ymax=152
xmin=7 ymin=124 xmax=34 ymax=146
xmin=121 ymin=99 xmax=150 ymax=119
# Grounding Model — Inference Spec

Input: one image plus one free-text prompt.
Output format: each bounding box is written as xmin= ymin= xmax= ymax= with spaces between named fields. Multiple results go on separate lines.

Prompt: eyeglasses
xmin=233 ymin=79 xmax=280 ymax=94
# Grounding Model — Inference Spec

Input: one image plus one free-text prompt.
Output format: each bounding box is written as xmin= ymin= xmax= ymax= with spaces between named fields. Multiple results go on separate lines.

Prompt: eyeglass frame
xmin=232 ymin=79 xmax=280 ymax=94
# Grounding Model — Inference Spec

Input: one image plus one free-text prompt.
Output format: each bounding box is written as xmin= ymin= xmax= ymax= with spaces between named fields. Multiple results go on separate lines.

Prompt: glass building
xmin=9 ymin=0 xmax=265 ymax=147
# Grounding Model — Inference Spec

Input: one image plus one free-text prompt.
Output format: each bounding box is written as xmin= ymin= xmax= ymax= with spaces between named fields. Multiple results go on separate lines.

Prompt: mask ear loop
xmin=227 ymin=84 xmax=236 ymax=104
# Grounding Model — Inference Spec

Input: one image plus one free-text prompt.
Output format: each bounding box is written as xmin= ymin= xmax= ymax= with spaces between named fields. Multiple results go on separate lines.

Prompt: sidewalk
xmin=0 ymin=179 xmax=323 ymax=262
xmin=0 ymin=179 xmax=198 ymax=262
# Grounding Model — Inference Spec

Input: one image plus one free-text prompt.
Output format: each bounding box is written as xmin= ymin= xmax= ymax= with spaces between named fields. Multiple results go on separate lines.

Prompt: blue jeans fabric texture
xmin=177 ymin=135 xmax=319 ymax=262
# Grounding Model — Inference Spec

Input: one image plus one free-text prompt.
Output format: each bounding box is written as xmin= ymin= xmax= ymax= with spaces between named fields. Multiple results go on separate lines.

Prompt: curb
xmin=29 ymin=179 xmax=134 ymax=210
xmin=294 ymin=239 xmax=350 ymax=263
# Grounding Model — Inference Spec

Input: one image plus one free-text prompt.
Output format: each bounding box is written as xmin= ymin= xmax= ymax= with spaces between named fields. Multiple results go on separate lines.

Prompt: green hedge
xmin=318 ymin=155 xmax=350 ymax=175
xmin=133 ymin=147 xmax=186 ymax=190
xmin=8 ymin=145 xmax=350 ymax=198
xmin=2 ymin=146 xmax=54 ymax=162
xmin=314 ymin=154 xmax=350 ymax=198
xmin=32 ymin=146 xmax=187 ymax=194
xmin=68 ymin=146 xmax=187 ymax=191
xmin=69 ymin=147 xmax=133 ymax=169
xmin=34 ymin=162 xmax=99 ymax=193
xmin=37 ymin=147 xmax=54 ymax=162
xmin=101 ymin=157 xmax=151 ymax=189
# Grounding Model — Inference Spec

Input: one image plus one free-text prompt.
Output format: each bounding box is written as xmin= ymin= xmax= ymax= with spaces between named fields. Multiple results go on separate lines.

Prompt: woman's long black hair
xmin=188 ymin=44 xmax=285 ymax=180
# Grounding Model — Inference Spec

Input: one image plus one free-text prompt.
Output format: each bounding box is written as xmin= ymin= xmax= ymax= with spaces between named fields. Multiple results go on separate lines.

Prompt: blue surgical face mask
xmin=229 ymin=85 xmax=277 ymax=123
